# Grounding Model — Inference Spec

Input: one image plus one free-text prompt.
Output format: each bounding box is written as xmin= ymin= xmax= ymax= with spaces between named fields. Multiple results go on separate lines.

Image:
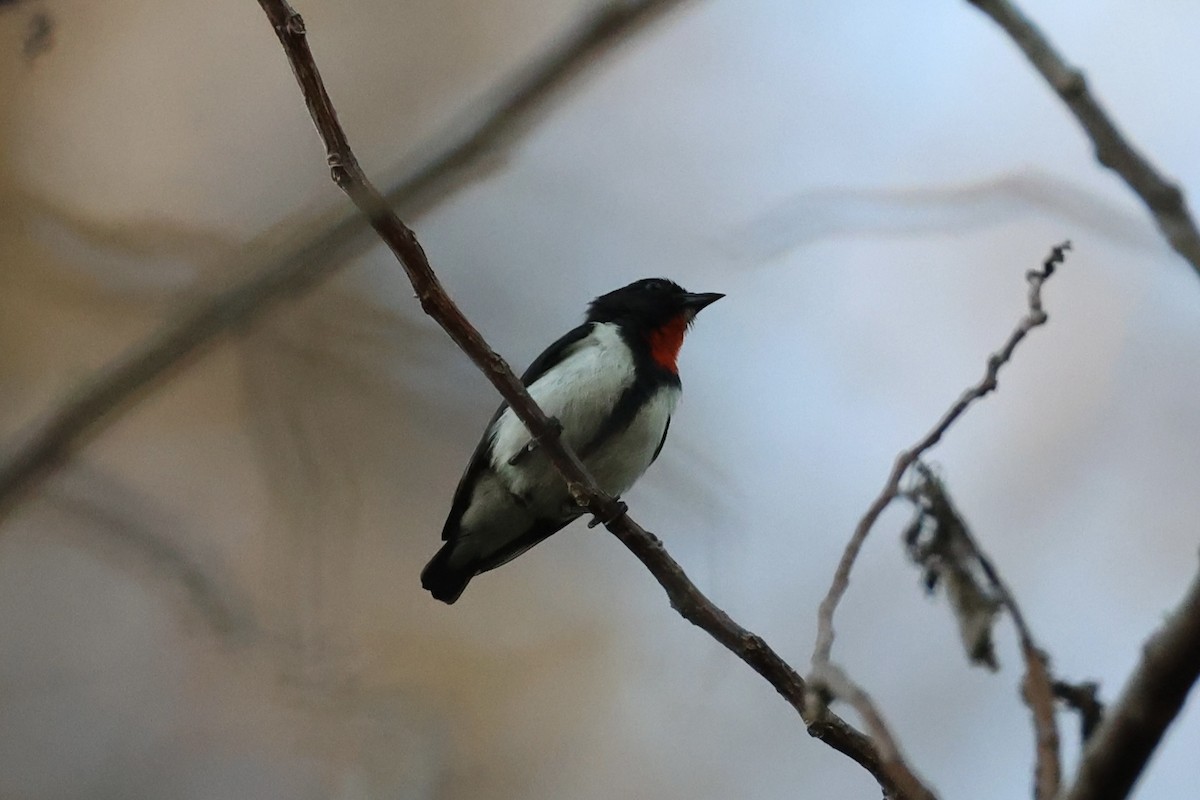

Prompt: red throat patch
xmin=647 ymin=314 xmax=688 ymax=373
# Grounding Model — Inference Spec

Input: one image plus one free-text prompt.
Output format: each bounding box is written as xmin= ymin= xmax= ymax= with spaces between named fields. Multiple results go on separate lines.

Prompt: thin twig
xmin=251 ymin=2 xmax=922 ymax=797
xmin=812 ymin=243 xmax=1068 ymax=669
xmin=979 ymin=555 xmax=1062 ymax=799
xmin=976 ymin=557 xmax=1061 ymax=799
xmin=809 ymin=662 xmax=938 ymax=800
xmin=0 ymin=0 xmax=689 ymax=520
xmin=1060 ymin=561 xmax=1200 ymax=800
xmin=965 ymin=0 xmax=1200 ymax=279
xmin=912 ymin=462 xmax=1061 ymax=799
xmin=807 ymin=245 xmax=1067 ymax=792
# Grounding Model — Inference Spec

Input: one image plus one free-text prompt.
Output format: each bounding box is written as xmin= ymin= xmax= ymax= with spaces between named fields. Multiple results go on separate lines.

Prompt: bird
xmin=421 ymin=278 xmax=723 ymax=603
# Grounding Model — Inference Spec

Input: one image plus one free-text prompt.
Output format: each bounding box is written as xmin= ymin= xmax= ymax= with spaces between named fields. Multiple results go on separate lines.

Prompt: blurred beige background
xmin=1 ymin=0 xmax=1197 ymax=798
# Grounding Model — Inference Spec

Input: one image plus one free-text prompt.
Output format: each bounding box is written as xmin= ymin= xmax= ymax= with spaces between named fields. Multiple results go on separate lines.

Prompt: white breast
xmin=585 ymin=383 xmax=678 ymax=496
xmin=488 ymin=322 xmax=677 ymax=504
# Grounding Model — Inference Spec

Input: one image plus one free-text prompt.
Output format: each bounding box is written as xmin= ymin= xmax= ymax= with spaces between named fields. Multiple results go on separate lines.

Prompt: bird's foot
xmin=588 ymin=499 xmax=628 ymax=528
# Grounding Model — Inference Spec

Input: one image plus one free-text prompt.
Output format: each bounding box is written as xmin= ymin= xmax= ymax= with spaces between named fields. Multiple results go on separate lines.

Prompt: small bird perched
xmin=421 ymin=278 xmax=723 ymax=603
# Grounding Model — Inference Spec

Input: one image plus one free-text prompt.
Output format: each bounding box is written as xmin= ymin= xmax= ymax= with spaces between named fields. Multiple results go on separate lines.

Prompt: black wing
xmin=440 ymin=322 xmax=594 ymax=541
xmin=518 ymin=322 xmax=594 ymax=385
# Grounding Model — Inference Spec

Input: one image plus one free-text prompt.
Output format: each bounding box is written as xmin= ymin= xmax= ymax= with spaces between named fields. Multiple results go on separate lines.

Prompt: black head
xmin=586 ymin=278 xmax=723 ymax=331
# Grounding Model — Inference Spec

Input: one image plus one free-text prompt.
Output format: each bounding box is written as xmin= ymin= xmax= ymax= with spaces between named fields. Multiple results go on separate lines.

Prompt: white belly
xmin=584 ymin=385 xmax=677 ymax=495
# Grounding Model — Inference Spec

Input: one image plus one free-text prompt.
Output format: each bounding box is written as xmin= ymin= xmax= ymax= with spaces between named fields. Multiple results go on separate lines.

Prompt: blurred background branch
xmin=0 ymin=0 xmax=691 ymax=522
xmin=965 ymin=0 xmax=1200 ymax=278
xmin=1062 ymin=562 xmax=1200 ymax=800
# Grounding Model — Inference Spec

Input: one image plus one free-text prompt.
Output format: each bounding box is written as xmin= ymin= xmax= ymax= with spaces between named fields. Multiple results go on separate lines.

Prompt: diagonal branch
xmin=252 ymin=2 xmax=924 ymax=798
xmin=964 ymin=0 xmax=1200 ymax=279
xmin=378 ymin=0 xmax=693 ymax=214
xmin=606 ymin=518 xmax=919 ymax=797
xmin=808 ymin=660 xmax=937 ymax=800
xmin=251 ymin=0 xmax=613 ymax=541
xmin=1060 ymin=561 xmax=1200 ymax=800
xmin=0 ymin=0 xmax=690 ymax=521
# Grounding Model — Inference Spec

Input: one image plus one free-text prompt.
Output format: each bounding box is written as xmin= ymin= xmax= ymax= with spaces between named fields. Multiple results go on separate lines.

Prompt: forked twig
xmin=807 ymin=244 xmax=1068 ymax=795
xmin=812 ymin=243 xmax=1067 ymax=669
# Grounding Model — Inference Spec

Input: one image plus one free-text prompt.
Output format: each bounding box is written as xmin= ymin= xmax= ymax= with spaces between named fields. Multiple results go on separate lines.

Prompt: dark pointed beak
xmin=680 ymin=292 xmax=724 ymax=313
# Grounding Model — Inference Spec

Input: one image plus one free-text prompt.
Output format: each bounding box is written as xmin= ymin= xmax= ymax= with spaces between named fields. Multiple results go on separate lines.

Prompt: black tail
xmin=421 ymin=542 xmax=475 ymax=604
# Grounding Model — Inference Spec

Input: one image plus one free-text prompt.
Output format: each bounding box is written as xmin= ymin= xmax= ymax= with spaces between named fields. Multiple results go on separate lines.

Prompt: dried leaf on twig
xmin=904 ymin=464 xmax=1002 ymax=670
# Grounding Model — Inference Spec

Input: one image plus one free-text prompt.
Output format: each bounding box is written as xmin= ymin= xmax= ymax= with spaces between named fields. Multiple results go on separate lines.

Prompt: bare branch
xmin=252 ymin=0 xmax=608 ymax=531
xmin=1061 ymin=561 xmax=1200 ymax=800
xmin=965 ymin=0 xmax=1200 ymax=279
xmin=807 ymin=244 xmax=1067 ymax=796
xmin=45 ymin=466 xmax=258 ymax=640
xmin=809 ymin=662 xmax=938 ymax=800
xmin=906 ymin=464 xmax=1062 ymax=799
xmin=250 ymin=2 xmax=922 ymax=797
xmin=971 ymin=537 xmax=1061 ymax=800
xmin=0 ymin=0 xmax=690 ymax=520
xmin=978 ymin=561 xmax=1061 ymax=800
xmin=812 ymin=243 xmax=1067 ymax=670
xmin=604 ymin=518 xmax=906 ymax=795
xmin=379 ymin=0 xmax=693 ymax=214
